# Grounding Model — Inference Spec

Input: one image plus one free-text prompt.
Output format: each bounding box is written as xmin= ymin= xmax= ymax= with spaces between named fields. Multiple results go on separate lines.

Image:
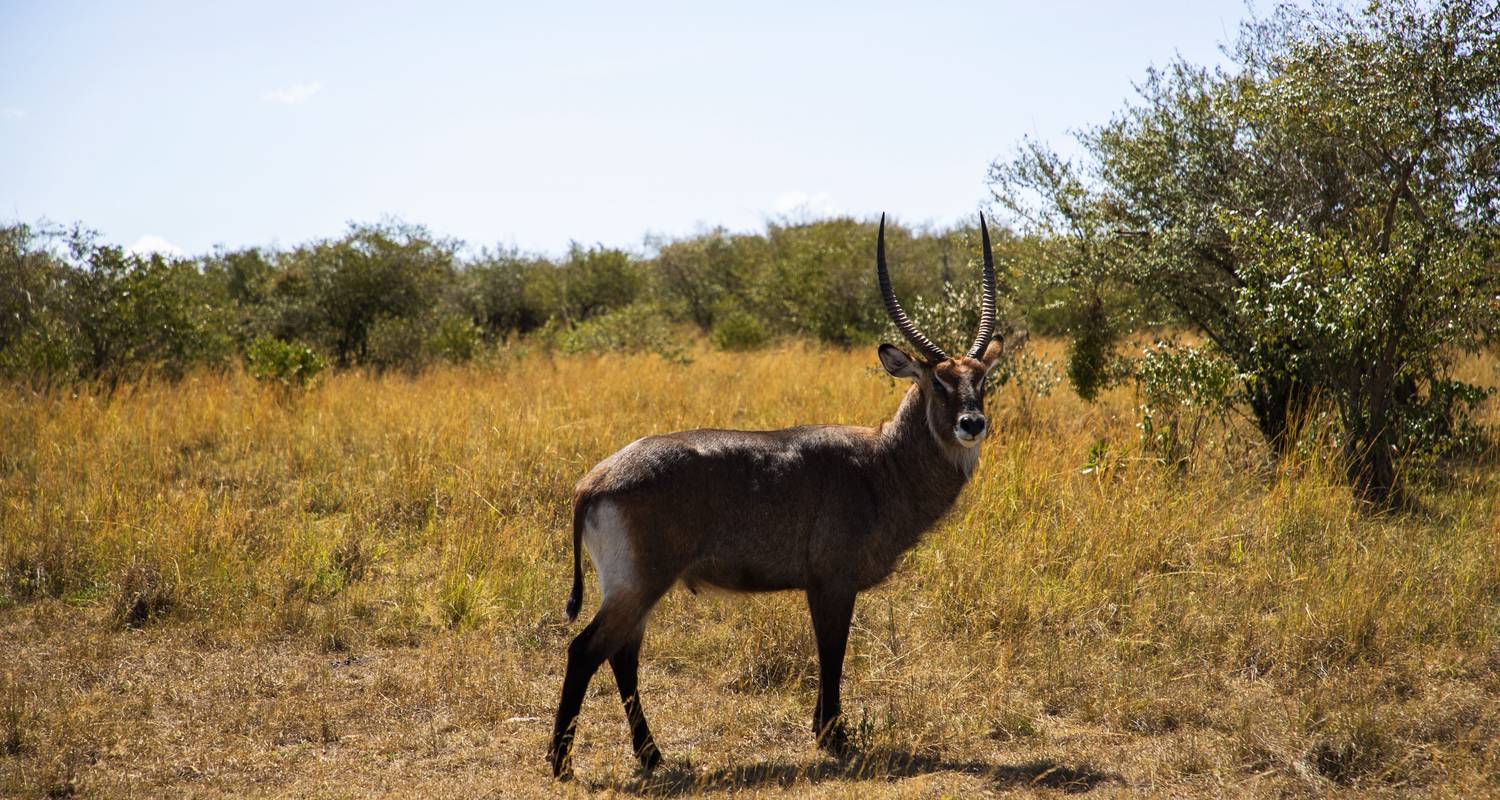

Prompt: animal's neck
xmin=871 ymin=386 xmax=976 ymax=548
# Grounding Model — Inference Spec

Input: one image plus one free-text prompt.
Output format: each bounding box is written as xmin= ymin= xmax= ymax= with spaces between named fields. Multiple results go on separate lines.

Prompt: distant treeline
xmin=0 ymin=217 xmax=1055 ymax=383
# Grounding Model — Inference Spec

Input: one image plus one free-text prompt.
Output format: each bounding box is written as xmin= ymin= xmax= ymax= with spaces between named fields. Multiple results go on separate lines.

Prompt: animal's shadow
xmin=598 ymin=747 xmax=1118 ymax=796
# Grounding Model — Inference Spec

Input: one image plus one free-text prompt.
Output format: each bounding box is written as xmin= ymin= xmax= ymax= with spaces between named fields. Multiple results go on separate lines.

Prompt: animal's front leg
xmin=807 ymin=586 xmax=856 ymax=756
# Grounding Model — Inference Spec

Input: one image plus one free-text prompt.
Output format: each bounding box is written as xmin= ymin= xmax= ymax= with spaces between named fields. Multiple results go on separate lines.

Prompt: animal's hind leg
xmin=547 ymin=590 xmax=666 ymax=779
xmin=608 ymin=627 xmax=662 ymax=772
xmin=549 ymin=616 xmax=608 ymax=779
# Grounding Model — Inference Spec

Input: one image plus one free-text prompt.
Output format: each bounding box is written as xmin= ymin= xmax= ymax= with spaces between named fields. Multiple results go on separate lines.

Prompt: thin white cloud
xmin=772 ymin=190 xmax=837 ymax=218
xmin=1 ymin=107 xmax=25 ymax=119
xmin=261 ymin=82 xmax=322 ymax=105
xmin=128 ymin=235 xmax=185 ymax=258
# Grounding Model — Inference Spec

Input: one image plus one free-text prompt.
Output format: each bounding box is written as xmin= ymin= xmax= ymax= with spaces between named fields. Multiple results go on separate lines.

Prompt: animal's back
xmin=574 ymin=426 xmax=882 ymax=591
xmin=577 ymin=426 xmax=873 ymax=499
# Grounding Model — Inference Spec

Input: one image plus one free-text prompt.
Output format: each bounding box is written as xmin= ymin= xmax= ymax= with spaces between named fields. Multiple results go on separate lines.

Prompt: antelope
xmin=548 ymin=213 xmax=1008 ymax=779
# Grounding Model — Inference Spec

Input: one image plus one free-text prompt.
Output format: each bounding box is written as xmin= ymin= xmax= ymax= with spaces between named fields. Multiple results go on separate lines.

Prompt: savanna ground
xmin=3 ymin=340 xmax=1499 ymax=798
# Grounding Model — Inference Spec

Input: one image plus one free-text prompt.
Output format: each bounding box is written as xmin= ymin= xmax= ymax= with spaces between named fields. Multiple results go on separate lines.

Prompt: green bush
xmin=908 ymin=280 xmax=983 ymax=358
xmin=553 ymin=304 xmax=690 ymax=363
xmin=523 ymin=244 xmax=641 ymax=324
xmin=429 ymin=314 xmax=483 ymax=364
xmin=292 ymin=221 xmax=457 ymax=366
xmin=454 ymin=250 xmax=545 ymax=337
xmin=1064 ymin=297 xmax=1119 ymax=403
xmin=0 ymin=315 xmax=76 ymax=385
xmin=246 ymin=337 xmax=326 ymax=392
xmin=1134 ymin=342 xmax=1238 ymax=468
xmin=364 ymin=316 xmax=432 ymax=374
xmin=985 ymin=335 xmax=1060 ymax=421
xmin=709 ymin=307 xmax=770 ymax=351
xmin=1 ymin=226 xmax=233 ymax=384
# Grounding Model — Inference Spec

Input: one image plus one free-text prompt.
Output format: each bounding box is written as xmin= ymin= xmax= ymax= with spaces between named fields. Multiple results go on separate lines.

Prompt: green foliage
xmin=1064 ymin=297 xmax=1119 ymax=403
xmin=757 ymin=219 xmax=881 ymax=345
xmin=551 ymin=303 xmax=690 ymax=364
xmin=0 ymin=223 xmax=233 ymax=384
xmin=283 ymin=221 xmax=456 ymax=366
xmin=4 ymin=214 xmax=1052 ymax=386
xmin=0 ymin=223 xmax=68 ymax=356
xmin=245 ymin=337 xmax=326 ymax=392
xmin=709 ymin=306 xmax=770 ymax=351
xmin=651 ymin=228 xmax=748 ymax=330
xmin=524 ymin=244 xmax=641 ymax=324
xmin=992 ymin=0 xmax=1500 ymax=501
xmin=986 ymin=336 xmax=1061 ymax=421
xmin=365 ymin=316 xmax=433 ymax=374
xmin=429 ymin=314 xmax=482 ymax=364
xmin=454 ymin=249 xmax=543 ymax=337
xmin=1135 ymin=342 xmax=1238 ymax=468
xmin=70 ymin=248 xmax=235 ymax=382
xmin=909 ymin=281 xmax=983 ymax=357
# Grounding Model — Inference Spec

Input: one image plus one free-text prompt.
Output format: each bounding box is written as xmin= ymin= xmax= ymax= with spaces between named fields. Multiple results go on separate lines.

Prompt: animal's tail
xmin=564 ymin=498 xmax=587 ymax=622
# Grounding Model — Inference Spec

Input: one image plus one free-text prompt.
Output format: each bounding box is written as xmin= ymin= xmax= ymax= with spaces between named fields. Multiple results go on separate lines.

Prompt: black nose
xmin=958 ymin=415 xmax=986 ymax=436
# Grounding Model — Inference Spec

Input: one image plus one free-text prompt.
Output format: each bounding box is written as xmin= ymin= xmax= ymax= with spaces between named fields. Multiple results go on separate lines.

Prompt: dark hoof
xmin=637 ymin=741 xmax=663 ymax=773
xmin=547 ymin=741 xmax=574 ymax=780
xmin=815 ymin=721 xmax=851 ymax=758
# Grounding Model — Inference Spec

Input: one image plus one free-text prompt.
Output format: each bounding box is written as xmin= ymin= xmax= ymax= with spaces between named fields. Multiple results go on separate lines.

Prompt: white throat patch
xmin=926 ymin=412 xmax=981 ymax=478
xmin=948 ymin=440 xmax=981 ymax=477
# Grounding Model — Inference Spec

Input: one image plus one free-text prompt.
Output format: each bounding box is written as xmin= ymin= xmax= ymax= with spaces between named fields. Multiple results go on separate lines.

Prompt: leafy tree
xmin=992 ymin=0 xmax=1500 ymax=502
xmin=0 ymin=223 xmax=80 ymax=380
xmin=524 ymin=244 xmax=641 ymax=324
xmin=290 ymin=221 xmax=457 ymax=366
xmin=650 ymin=228 xmax=747 ymax=330
xmin=67 ymin=246 xmax=234 ymax=382
xmin=454 ymin=247 xmax=545 ymax=337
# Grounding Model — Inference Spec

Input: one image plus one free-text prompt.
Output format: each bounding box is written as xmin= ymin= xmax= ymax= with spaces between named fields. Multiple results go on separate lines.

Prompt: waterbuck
xmin=548 ymin=213 xmax=1007 ymax=779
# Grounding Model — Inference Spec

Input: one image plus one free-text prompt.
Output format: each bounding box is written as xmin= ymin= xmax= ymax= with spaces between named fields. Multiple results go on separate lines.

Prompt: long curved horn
xmin=877 ymin=213 xmax=948 ymax=363
xmin=966 ymin=212 xmax=998 ymax=359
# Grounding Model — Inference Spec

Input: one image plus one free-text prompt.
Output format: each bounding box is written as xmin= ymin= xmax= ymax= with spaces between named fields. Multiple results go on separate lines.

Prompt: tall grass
xmin=2 ymin=341 xmax=1498 ymax=793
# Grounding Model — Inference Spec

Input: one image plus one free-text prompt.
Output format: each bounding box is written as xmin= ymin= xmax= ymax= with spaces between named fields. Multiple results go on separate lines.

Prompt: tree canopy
xmin=992 ymin=0 xmax=1500 ymax=501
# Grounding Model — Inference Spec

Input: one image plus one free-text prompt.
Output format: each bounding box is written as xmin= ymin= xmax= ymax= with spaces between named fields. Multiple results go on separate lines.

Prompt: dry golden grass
xmin=2 ymin=340 xmax=1499 ymax=798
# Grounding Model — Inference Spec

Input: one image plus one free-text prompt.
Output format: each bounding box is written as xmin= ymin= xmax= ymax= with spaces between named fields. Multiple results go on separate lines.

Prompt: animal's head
xmin=874 ymin=213 xmax=1017 ymax=449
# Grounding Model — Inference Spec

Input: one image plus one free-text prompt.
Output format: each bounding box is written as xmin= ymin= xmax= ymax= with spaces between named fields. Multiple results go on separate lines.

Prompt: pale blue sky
xmin=1 ymin=1 xmax=1256 ymax=257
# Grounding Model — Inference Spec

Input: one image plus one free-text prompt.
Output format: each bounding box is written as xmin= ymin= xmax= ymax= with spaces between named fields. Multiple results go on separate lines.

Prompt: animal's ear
xmin=979 ymin=339 xmax=1006 ymax=373
xmin=980 ymin=330 xmax=1028 ymax=375
xmin=878 ymin=343 xmax=925 ymax=381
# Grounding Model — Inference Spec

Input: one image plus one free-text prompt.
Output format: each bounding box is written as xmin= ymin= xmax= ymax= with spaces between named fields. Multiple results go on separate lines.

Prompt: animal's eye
xmin=929 ymin=378 xmax=946 ymax=394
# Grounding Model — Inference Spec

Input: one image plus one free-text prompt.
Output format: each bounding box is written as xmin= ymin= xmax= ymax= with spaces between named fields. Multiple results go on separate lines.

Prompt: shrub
xmin=364 ymin=316 xmax=432 ymax=374
xmin=429 ymin=314 xmax=483 ymax=364
xmin=1134 ymin=342 xmax=1238 ymax=468
xmin=455 ymin=250 xmax=545 ymax=337
xmin=523 ymin=244 xmax=642 ymax=324
xmin=709 ymin=307 xmax=770 ymax=351
xmin=246 ymin=337 xmax=326 ymax=393
xmin=293 ymin=221 xmax=457 ymax=366
xmin=908 ymin=280 xmax=983 ymax=357
xmin=1064 ymin=297 xmax=1119 ymax=403
xmin=553 ymin=303 xmax=690 ymax=363
xmin=986 ymin=334 xmax=1060 ymax=421
xmin=0 ymin=229 xmax=234 ymax=384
